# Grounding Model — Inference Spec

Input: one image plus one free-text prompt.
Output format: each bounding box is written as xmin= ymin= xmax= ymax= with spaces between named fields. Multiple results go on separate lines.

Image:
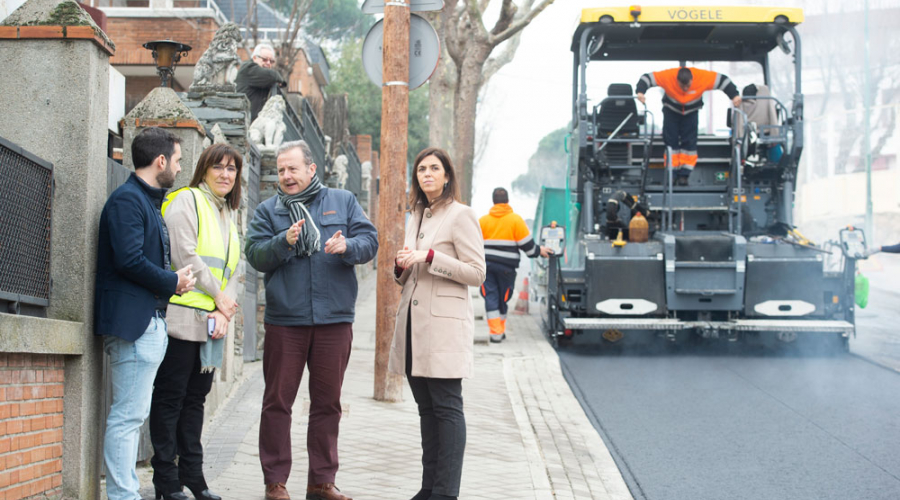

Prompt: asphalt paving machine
xmin=541 ymin=6 xmax=869 ymax=349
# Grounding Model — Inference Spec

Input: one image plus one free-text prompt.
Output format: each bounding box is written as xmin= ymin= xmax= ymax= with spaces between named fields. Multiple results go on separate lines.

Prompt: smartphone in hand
xmin=207 ymin=316 xmax=215 ymax=337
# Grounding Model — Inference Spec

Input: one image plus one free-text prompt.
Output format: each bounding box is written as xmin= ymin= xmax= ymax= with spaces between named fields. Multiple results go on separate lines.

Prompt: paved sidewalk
xmin=138 ymin=275 xmax=631 ymax=500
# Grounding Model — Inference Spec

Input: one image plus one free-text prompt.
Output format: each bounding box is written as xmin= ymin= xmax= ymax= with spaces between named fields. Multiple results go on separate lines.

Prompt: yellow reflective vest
xmin=161 ymin=187 xmax=240 ymax=312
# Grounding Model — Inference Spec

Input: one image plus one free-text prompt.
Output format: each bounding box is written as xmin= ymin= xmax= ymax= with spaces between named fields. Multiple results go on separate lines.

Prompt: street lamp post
xmin=143 ymin=40 xmax=192 ymax=88
xmin=863 ymin=0 xmax=874 ymax=241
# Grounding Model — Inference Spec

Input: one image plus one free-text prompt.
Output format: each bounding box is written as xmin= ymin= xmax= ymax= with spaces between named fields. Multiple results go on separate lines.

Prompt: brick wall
xmin=351 ymin=135 xmax=373 ymax=163
xmin=0 ymin=354 xmax=65 ymax=500
xmin=105 ymin=17 xmax=220 ymax=66
xmin=125 ymin=76 xmax=185 ymax=114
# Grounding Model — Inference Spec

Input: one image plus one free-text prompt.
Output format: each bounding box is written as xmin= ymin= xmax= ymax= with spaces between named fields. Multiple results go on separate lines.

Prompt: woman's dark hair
xmin=132 ymin=127 xmax=181 ymax=169
xmin=189 ymin=143 xmax=243 ymax=210
xmin=409 ymin=147 xmax=460 ymax=209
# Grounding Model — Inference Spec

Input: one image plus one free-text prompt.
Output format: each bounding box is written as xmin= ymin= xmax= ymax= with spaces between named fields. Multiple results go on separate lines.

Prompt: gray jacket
xmin=245 ymin=187 xmax=378 ymax=326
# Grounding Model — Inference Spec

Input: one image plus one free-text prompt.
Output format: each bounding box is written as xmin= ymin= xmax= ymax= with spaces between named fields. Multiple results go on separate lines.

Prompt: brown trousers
xmin=259 ymin=323 xmax=353 ymax=485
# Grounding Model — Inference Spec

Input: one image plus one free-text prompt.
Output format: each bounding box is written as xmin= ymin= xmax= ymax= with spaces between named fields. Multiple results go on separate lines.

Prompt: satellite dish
xmin=361 ymin=0 xmax=444 ymax=14
xmin=361 ymin=14 xmax=441 ymax=90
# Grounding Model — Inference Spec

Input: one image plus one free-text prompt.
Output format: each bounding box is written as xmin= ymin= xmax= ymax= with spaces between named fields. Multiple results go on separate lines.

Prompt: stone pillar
xmin=181 ymin=91 xmax=251 ymax=152
xmin=0 ymin=0 xmax=116 ymax=497
xmin=122 ymin=87 xmax=208 ymax=192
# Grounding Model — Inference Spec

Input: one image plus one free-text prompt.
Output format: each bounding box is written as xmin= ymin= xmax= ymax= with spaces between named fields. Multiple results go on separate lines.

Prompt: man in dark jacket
xmin=235 ymin=43 xmax=286 ymax=122
xmin=95 ymin=127 xmax=196 ymax=500
xmin=245 ymin=140 xmax=378 ymax=500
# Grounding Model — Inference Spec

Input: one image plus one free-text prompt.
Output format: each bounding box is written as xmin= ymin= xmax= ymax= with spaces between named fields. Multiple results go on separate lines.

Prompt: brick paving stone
xmin=123 ymin=275 xmax=633 ymax=500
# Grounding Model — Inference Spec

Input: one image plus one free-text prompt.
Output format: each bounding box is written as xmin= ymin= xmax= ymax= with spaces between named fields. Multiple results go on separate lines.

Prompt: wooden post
xmin=374 ymin=0 xmax=410 ymax=402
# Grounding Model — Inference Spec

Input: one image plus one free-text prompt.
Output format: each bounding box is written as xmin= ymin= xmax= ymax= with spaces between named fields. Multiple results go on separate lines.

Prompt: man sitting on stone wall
xmin=236 ymin=43 xmax=287 ymax=122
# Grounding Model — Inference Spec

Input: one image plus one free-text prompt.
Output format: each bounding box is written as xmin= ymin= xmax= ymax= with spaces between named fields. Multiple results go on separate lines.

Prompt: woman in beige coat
xmin=388 ymin=147 xmax=486 ymax=500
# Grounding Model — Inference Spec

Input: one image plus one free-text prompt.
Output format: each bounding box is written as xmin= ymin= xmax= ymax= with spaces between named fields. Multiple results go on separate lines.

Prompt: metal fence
xmin=340 ymin=141 xmax=362 ymax=196
xmin=0 ymin=136 xmax=53 ymax=316
xmin=298 ymin=97 xmax=329 ymax=173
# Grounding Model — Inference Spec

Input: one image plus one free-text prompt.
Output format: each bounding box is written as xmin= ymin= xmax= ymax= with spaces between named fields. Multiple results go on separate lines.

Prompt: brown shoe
xmin=266 ymin=482 xmax=290 ymax=500
xmin=306 ymin=483 xmax=353 ymax=500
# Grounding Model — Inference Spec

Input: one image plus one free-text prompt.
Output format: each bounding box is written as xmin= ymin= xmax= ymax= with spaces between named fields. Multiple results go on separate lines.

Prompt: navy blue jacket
xmin=94 ymin=174 xmax=178 ymax=341
xmin=245 ymin=188 xmax=378 ymax=326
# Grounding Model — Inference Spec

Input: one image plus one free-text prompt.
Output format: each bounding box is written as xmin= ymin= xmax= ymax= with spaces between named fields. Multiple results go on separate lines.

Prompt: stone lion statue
xmin=249 ymin=96 xmax=286 ymax=151
xmin=331 ymin=154 xmax=349 ymax=189
xmin=190 ymin=23 xmax=242 ymax=92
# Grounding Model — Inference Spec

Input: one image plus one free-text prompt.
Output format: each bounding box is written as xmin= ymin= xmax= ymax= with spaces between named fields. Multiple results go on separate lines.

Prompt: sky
xmin=469 ymin=0 xmax=806 ymax=218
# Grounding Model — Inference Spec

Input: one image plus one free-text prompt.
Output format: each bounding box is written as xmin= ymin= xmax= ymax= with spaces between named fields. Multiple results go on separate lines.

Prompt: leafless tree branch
xmin=490 ymin=0 xmax=555 ymax=47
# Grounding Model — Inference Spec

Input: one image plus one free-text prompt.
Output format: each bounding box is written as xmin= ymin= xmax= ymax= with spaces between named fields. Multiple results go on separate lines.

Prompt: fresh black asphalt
xmin=558 ymin=344 xmax=900 ymax=500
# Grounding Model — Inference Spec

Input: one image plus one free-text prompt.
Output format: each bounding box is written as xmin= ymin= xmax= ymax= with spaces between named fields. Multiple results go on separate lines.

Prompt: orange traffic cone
xmin=513 ymin=277 xmax=530 ymax=314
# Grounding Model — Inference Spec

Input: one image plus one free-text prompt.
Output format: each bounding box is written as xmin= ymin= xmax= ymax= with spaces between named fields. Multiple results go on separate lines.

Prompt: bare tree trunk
xmin=427 ymin=0 xmax=557 ymax=204
xmin=452 ymin=49 xmax=489 ymax=204
xmin=429 ymin=50 xmax=457 ymax=155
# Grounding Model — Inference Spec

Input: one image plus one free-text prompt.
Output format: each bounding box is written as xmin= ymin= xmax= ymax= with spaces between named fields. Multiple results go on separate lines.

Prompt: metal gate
xmin=0 ymin=136 xmax=53 ymax=317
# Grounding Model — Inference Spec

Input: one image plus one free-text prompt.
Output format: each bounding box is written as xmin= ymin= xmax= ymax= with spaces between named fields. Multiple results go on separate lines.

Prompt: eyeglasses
xmin=256 ymin=56 xmax=275 ymax=64
xmin=211 ymin=164 xmax=238 ymax=175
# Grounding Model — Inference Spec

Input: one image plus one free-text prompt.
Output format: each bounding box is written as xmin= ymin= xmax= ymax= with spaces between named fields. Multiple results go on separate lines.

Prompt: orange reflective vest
xmin=479 ymin=204 xmax=539 ymax=269
xmin=636 ymin=67 xmax=738 ymax=115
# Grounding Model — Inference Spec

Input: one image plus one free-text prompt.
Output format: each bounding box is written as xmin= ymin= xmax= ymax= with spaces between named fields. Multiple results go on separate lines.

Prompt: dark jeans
xmin=406 ymin=313 xmax=465 ymax=497
xmin=149 ymin=336 xmax=215 ymax=491
xmin=480 ymin=264 xmax=517 ymax=317
xmin=662 ymin=107 xmax=699 ymax=171
xmin=259 ymin=322 xmax=353 ymax=485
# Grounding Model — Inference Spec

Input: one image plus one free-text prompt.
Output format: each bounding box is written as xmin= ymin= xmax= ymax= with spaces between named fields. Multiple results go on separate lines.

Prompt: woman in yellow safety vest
xmin=149 ymin=143 xmax=243 ymax=500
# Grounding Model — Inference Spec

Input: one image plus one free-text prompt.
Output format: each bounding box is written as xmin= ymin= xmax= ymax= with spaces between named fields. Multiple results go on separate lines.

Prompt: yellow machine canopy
xmin=572 ymin=5 xmax=804 ymax=62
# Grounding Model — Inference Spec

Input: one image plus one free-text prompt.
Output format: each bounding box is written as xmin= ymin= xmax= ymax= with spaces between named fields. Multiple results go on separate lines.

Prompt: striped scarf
xmin=277 ymin=175 xmax=323 ymax=257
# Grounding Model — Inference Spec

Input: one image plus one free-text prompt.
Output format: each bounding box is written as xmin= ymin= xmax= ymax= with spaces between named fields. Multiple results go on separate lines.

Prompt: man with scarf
xmin=245 ymin=140 xmax=378 ymax=500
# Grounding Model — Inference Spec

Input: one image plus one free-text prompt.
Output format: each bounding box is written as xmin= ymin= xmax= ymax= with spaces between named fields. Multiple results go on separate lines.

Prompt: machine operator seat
xmin=595 ymin=83 xmax=641 ymax=137
xmin=729 ymin=84 xmax=784 ymax=163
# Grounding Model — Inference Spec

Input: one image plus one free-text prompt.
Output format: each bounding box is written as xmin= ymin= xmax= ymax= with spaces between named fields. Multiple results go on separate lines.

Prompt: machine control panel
xmin=540 ymin=224 xmax=566 ymax=256
xmin=839 ymin=227 xmax=868 ymax=259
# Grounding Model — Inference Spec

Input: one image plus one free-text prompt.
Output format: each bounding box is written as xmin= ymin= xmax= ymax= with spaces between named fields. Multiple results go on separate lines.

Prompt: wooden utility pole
xmin=374 ymin=0 xmax=410 ymax=402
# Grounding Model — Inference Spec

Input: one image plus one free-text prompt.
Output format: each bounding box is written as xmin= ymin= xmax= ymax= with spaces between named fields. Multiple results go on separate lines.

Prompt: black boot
xmin=154 ymin=487 xmax=190 ymax=500
xmin=182 ymin=477 xmax=223 ymax=500
xmin=410 ymin=489 xmax=432 ymax=500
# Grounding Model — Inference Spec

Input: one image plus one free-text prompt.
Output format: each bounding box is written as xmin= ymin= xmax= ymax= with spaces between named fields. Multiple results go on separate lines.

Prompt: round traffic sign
xmin=361 ymin=13 xmax=441 ymax=90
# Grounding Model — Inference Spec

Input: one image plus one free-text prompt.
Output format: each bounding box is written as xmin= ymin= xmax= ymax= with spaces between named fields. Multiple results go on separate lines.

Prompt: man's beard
xmin=157 ymin=162 xmax=176 ymax=189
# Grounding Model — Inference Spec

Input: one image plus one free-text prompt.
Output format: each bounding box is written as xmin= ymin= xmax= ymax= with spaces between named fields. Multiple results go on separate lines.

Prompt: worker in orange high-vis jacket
xmin=479 ymin=188 xmax=552 ymax=343
xmin=635 ymin=66 xmax=741 ymax=186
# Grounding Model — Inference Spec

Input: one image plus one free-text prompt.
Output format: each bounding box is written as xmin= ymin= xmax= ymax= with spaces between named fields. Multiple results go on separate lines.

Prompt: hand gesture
xmin=215 ymin=291 xmax=238 ymax=320
xmin=539 ymin=245 xmax=555 ymax=258
xmin=397 ymin=246 xmax=428 ymax=269
xmin=175 ymin=264 xmax=196 ymax=295
xmin=285 ymin=220 xmax=305 ymax=246
xmin=396 ymin=246 xmax=412 ymax=269
xmin=324 ymin=230 xmax=347 ymax=255
xmin=207 ymin=310 xmax=229 ymax=340
xmin=864 ymin=246 xmax=881 ymax=258
xmin=732 ymin=95 xmax=742 ymax=107
xmin=636 ymin=92 xmax=646 ymax=105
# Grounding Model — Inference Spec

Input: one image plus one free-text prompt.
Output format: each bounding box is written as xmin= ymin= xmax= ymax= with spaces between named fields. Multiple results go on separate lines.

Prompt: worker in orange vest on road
xmin=479 ymin=188 xmax=553 ymax=343
xmin=635 ymin=66 xmax=741 ymax=185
